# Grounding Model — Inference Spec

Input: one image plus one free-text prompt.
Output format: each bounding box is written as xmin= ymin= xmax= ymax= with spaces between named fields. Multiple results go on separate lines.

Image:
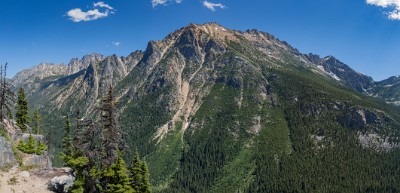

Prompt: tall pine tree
xmin=15 ymin=87 xmax=29 ymax=132
xmin=104 ymin=153 xmax=135 ymax=193
xmin=31 ymin=109 xmax=42 ymax=134
xmin=130 ymin=148 xmax=151 ymax=193
xmin=140 ymin=161 xmax=151 ymax=193
xmin=62 ymin=116 xmax=74 ymax=160
xmin=130 ymin=149 xmax=143 ymax=191
xmin=99 ymin=85 xmax=124 ymax=168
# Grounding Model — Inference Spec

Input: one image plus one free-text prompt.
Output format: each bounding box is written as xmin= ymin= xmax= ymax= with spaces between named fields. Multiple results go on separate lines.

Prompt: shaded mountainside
xmin=372 ymin=76 xmax=400 ymax=106
xmin=11 ymin=23 xmax=400 ymax=192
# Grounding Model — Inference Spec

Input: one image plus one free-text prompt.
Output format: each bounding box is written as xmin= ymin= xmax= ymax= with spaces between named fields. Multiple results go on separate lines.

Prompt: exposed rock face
xmin=0 ymin=136 xmax=14 ymax=167
xmin=305 ymin=54 xmax=400 ymax=105
xmin=305 ymin=54 xmax=375 ymax=93
xmin=0 ymin=119 xmax=50 ymax=168
xmin=11 ymin=63 xmax=68 ymax=89
xmin=11 ymin=53 xmax=104 ymax=90
xmin=373 ymin=75 xmax=400 ymax=106
xmin=67 ymin=53 xmax=104 ymax=75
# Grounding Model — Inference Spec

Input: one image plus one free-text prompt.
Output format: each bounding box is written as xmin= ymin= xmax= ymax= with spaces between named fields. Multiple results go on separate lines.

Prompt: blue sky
xmin=0 ymin=0 xmax=399 ymax=80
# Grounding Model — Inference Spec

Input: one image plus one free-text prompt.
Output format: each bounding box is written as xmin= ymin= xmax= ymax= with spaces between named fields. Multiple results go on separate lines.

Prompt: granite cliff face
xmin=9 ymin=23 xmax=400 ymax=192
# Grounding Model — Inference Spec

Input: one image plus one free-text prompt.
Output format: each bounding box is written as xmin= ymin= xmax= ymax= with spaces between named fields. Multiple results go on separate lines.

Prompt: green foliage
xmin=104 ymin=154 xmax=135 ymax=193
xmin=140 ymin=161 xmax=151 ymax=193
xmin=146 ymin=125 xmax=182 ymax=191
xmin=62 ymin=154 xmax=89 ymax=193
xmin=130 ymin=149 xmax=151 ymax=193
xmin=130 ymin=149 xmax=143 ymax=191
xmin=31 ymin=109 xmax=42 ymax=134
xmin=0 ymin=126 xmax=11 ymax=142
xmin=35 ymin=140 xmax=48 ymax=155
xmin=7 ymin=176 xmax=17 ymax=185
xmin=16 ymin=133 xmax=47 ymax=155
xmin=15 ymin=87 xmax=29 ymax=132
xmin=62 ymin=116 xmax=73 ymax=159
xmin=245 ymin=67 xmax=400 ymax=192
xmin=17 ymin=134 xmax=36 ymax=154
xmin=59 ymin=87 xmax=152 ymax=193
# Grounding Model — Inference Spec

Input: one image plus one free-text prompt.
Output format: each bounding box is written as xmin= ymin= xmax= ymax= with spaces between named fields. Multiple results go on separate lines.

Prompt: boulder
xmin=48 ymin=175 xmax=75 ymax=193
xmin=19 ymin=171 xmax=30 ymax=177
xmin=0 ymin=136 xmax=14 ymax=167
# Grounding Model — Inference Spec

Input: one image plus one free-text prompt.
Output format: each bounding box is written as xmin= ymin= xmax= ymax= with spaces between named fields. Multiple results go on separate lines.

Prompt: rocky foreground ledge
xmin=0 ymin=166 xmax=73 ymax=193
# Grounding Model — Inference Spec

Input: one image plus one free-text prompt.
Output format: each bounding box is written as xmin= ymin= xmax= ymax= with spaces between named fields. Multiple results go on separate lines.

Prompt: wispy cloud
xmin=203 ymin=1 xmax=226 ymax=11
xmin=94 ymin=2 xmax=114 ymax=10
xmin=112 ymin=42 xmax=121 ymax=47
xmin=366 ymin=0 xmax=400 ymax=20
xmin=151 ymin=0 xmax=182 ymax=7
xmin=67 ymin=2 xmax=115 ymax=22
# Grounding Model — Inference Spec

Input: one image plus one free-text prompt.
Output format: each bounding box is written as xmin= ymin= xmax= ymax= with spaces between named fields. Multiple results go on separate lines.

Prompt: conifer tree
xmin=15 ymin=87 xmax=29 ymax=132
xmin=104 ymin=153 xmax=135 ymax=193
xmin=130 ymin=149 xmax=143 ymax=191
xmin=17 ymin=133 xmax=36 ymax=154
xmin=31 ymin=109 xmax=42 ymax=134
xmin=62 ymin=116 xmax=74 ymax=160
xmin=73 ymin=110 xmax=84 ymax=152
xmin=130 ymin=149 xmax=151 ymax=193
xmin=140 ymin=161 xmax=151 ymax=193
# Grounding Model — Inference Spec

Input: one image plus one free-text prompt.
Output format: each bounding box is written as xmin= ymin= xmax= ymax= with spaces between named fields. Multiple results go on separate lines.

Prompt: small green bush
xmin=17 ymin=134 xmax=47 ymax=155
xmin=7 ymin=176 xmax=17 ymax=185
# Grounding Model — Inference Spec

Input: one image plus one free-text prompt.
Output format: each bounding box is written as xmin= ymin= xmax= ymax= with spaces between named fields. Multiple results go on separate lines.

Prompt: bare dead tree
xmin=0 ymin=63 xmax=15 ymax=123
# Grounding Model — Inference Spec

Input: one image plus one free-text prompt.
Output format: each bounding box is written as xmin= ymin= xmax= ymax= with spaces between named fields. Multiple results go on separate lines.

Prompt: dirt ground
xmin=0 ymin=166 xmax=68 ymax=193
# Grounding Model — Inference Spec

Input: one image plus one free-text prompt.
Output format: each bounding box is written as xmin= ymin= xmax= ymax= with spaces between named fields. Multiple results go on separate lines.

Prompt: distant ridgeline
xmin=10 ymin=23 xmax=400 ymax=192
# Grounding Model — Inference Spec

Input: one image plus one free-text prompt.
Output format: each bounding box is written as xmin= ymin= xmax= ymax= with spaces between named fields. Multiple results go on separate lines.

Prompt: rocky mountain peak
xmin=11 ymin=63 xmax=68 ymax=87
xmin=67 ymin=53 xmax=104 ymax=75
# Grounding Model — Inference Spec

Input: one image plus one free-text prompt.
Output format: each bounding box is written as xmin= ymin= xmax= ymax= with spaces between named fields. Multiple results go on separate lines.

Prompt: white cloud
xmin=112 ymin=42 xmax=121 ymax=47
xmin=152 ymin=0 xmax=182 ymax=7
xmin=67 ymin=2 xmax=114 ymax=22
xmin=94 ymin=2 xmax=114 ymax=10
xmin=203 ymin=1 xmax=226 ymax=11
xmin=366 ymin=0 xmax=400 ymax=20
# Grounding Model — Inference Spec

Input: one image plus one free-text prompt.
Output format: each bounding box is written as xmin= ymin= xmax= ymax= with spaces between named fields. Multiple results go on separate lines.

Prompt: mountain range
xmin=10 ymin=23 xmax=400 ymax=192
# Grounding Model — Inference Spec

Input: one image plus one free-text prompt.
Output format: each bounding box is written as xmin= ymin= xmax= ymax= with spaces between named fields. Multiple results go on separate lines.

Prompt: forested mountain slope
xmin=11 ymin=23 xmax=400 ymax=192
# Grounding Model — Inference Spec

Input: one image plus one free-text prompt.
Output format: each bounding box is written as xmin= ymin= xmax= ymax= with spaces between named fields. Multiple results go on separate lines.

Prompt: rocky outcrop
xmin=0 ymin=136 xmax=14 ymax=167
xmin=48 ymin=175 xmax=75 ymax=193
xmin=0 ymin=119 xmax=50 ymax=168
xmin=67 ymin=53 xmax=104 ymax=75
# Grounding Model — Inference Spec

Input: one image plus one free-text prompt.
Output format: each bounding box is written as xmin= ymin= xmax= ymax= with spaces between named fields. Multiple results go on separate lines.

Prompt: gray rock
xmin=48 ymin=175 xmax=75 ymax=193
xmin=19 ymin=171 xmax=30 ymax=177
xmin=0 ymin=136 xmax=14 ymax=167
xmin=22 ymin=153 xmax=48 ymax=167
